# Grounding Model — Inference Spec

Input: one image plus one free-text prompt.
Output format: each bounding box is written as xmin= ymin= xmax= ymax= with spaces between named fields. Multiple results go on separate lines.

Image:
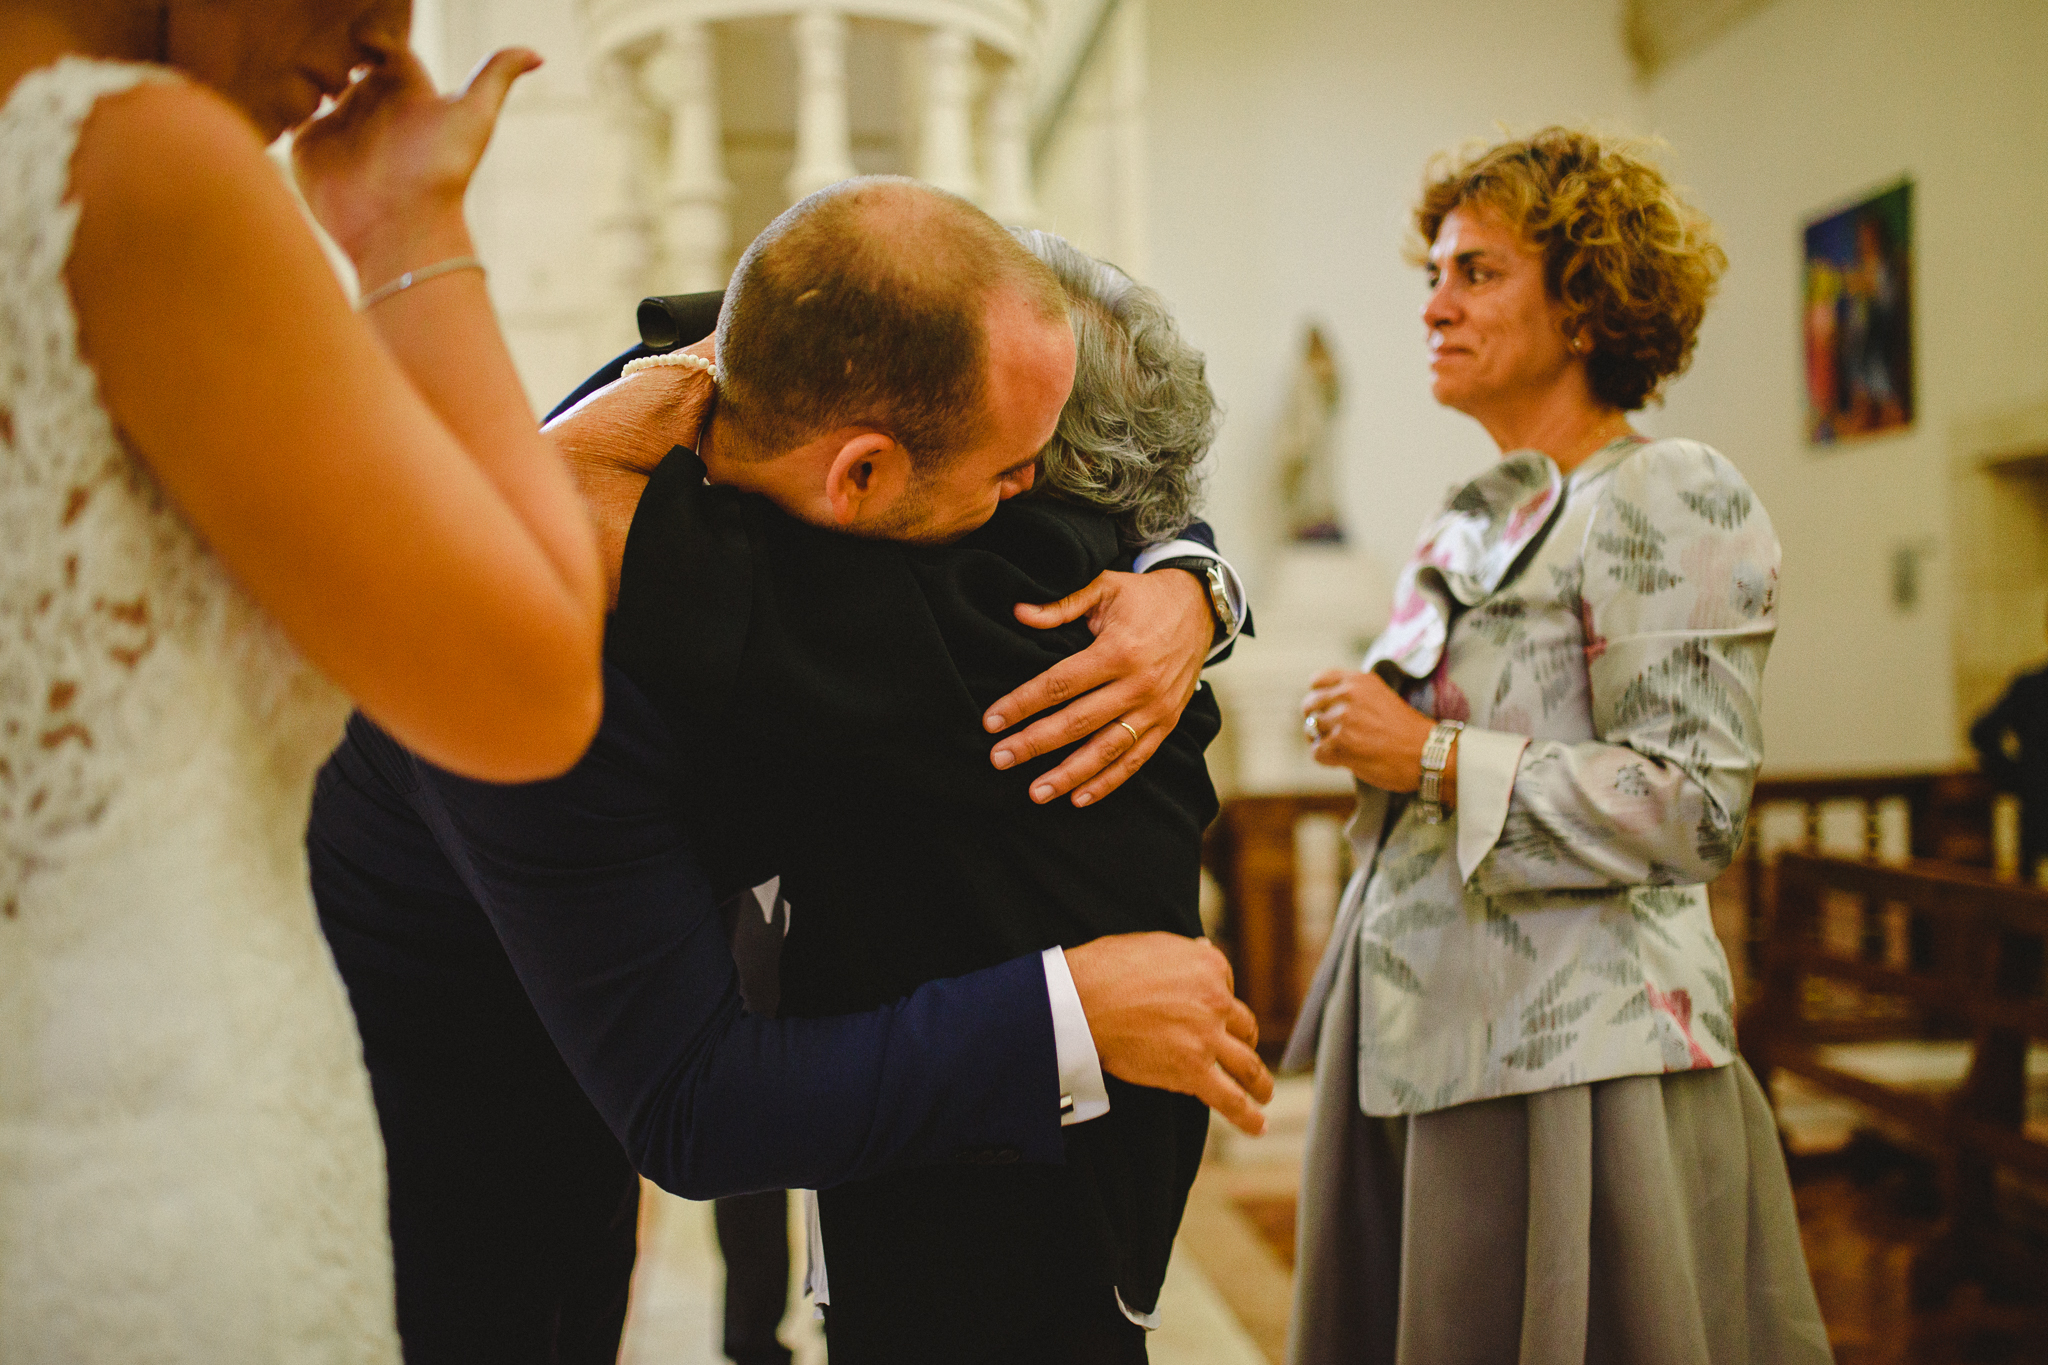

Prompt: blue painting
xmin=1804 ymin=180 xmax=1913 ymax=445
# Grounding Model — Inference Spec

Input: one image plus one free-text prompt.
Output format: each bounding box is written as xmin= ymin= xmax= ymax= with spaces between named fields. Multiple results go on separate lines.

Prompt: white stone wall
xmin=1641 ymin=0 xmax=2048 ymax=772
xmin=434 ymin=0 xmax=1054 ymax=412
xmin=424 ymin=0 xmax=626 ymax=409
xmin=425 ymin=0 xmax=2048 ymax=775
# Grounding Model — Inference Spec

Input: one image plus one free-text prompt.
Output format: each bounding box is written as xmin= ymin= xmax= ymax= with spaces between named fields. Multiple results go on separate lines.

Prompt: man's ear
xmin=823 ymin=431 xmax=914 ymax=527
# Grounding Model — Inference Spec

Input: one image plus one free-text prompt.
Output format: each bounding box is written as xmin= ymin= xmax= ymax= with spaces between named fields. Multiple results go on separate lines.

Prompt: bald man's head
xmin=713 ymin=177 xmax=1069 ymax=469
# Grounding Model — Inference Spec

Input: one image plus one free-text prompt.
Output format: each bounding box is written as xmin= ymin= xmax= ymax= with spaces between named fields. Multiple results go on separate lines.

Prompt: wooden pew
xmin=1745 ymin=851 xmax=2048 ymax=1302
xmin=1731 ymin=771 xmax=1993 ymax=991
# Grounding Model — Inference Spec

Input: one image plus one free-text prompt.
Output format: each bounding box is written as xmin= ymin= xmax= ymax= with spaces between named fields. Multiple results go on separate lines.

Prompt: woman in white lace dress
xmin=1290 ymin=131 xmax=1831 ymax=1362
xmin=0 ymin=2 xmax=606 ymax=1358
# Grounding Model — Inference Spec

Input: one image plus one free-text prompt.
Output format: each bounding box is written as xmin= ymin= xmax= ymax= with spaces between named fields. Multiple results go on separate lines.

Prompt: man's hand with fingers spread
xmin=983 ymin=567 xmax=1212 ymax=807
xmin=1065 ymin=932 xmax=1273 ymax=1136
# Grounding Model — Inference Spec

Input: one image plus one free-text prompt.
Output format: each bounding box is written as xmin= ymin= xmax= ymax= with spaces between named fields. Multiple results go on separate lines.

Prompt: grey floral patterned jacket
xmin=1284 ymin=435 xmax=1779 ymax=1115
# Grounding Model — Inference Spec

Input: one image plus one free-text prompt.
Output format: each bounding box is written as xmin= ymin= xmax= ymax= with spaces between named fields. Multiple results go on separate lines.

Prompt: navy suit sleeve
xmin=399 ymin=667 xmax=1064 ymax=1199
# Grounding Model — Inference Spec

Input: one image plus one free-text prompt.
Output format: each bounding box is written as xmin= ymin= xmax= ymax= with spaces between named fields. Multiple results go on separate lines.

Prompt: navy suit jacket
xmin=312 ymin=289 xmax=1061 ymax=1198
xmin=311 ymin=671 xmax=1062 ymax=1200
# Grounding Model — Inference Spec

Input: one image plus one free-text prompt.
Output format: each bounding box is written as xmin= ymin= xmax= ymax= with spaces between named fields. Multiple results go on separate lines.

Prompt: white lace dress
xmin=0 ymin=58 xmax=400 ymax=1362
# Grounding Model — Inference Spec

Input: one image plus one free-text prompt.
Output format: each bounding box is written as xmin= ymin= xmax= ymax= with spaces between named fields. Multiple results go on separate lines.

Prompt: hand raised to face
xmin=294 ymin=46 xmax=539 ymax=275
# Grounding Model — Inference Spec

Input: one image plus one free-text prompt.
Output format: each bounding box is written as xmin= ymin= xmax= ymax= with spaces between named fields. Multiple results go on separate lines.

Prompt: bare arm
xmin=68 ymin=53 xmax=603 ymax=781
xmin=545 ymin=344 xmax=717 ymax=610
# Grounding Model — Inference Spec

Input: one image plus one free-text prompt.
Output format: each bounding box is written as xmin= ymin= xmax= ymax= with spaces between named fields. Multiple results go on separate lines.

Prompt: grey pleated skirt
xmin=1287 ymin=1058 xmax=1834 ymax=1365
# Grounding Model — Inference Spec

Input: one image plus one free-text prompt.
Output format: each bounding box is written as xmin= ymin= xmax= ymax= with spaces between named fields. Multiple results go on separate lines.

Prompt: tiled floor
xmin=616 ymin=1181 xmax=1270 ymax=1365
xmin=616 ymin=1051 xmax=2048 ymax=1364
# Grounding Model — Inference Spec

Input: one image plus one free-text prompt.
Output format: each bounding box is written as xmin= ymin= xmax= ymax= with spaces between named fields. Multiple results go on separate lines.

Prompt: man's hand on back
xmin=1065 ymin=933 xmax=1272 ymax=1136
xmin=982 ymin=568 xmax=1211 ymax=806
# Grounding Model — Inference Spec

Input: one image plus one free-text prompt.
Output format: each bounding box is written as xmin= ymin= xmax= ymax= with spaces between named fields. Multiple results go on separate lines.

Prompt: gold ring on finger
xmin=1304 ymin=712 xmax=1323 ymax=744
xmin=1117 ymin=720 xmax=1141 ymax=746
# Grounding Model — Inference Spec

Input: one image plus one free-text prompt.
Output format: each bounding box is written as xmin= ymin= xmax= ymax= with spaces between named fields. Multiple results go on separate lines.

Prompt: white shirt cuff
xmin=1454 ymin=727 xmax=1532 ymax=882
xmin=1042 ymin=947 xmax=1111 ymax=1126
xmin=1132 ymin=539 xmax=1247 ymax=662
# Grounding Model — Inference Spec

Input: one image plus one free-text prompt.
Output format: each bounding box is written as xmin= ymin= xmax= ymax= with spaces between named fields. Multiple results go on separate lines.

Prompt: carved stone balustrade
xmin=578 ymin=0 xmax=1042 ymax=303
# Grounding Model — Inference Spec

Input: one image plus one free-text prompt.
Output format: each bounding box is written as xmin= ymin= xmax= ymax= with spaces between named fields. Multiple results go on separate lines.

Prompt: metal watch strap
xmin=1417 ymin=719 xmax=1465 ymax=825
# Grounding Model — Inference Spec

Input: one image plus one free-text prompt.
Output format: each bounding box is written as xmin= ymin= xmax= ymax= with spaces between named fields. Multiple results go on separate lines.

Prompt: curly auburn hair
xmin=1412 ymin=128 xmax=1727 ymax=411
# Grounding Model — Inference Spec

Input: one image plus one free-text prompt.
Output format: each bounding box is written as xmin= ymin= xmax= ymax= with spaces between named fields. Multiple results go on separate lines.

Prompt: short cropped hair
xmin=1412 ymin=128 xmax=1727 ymax=411
xmin=714 ymin=177 xmax=1067 ymax=468
xmin=1011 ymin=229 xmax=1214 ymax=548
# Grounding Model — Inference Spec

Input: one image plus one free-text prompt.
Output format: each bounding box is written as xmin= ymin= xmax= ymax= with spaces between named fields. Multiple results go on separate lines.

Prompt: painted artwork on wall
xmin=1804 ymin=179 xmax=1914 ymax=444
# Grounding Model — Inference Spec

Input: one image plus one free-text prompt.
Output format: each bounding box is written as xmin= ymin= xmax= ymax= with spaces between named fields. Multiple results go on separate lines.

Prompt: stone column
xmin=979 ymin=53 xmax=1035 ymax=225
xmin=642 ymin=20 xmax=732 ymax=292
xmin=589 ymin=46 xmax=657 ymax=342
xmin=915 ymin=24 xmax=979 ymax=202
xmin=785 ymin=7 xmax=855 ymax=203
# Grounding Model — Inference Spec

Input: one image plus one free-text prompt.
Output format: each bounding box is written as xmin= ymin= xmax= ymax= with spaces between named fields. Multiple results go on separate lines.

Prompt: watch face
xmin=1204 ymin=566 xmax=1236 ymax=634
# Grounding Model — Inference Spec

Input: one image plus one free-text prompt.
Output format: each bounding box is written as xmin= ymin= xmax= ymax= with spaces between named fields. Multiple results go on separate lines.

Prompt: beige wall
xmin=1142 ymin=0 xmax=2048 ymax=776
xmin=1641 ymin=0 xmax=2048 ymax=773
xmin=1139 ymin=0 xmax=1641 ymax=680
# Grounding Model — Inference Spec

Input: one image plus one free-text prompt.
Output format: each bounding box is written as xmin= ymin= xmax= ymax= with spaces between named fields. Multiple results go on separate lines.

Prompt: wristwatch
xmin=1149 ymin=556 xmax=1240 ymax=647
xmin=1417 ymin=719 xmax=1464 ymax=825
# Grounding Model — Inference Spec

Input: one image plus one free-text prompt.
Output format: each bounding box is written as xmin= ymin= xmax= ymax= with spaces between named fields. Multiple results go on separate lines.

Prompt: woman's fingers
xmin=454 ymin=47 xmax=541 ymax=134
xmin=294 ymin=46 xmax=539 ymax=265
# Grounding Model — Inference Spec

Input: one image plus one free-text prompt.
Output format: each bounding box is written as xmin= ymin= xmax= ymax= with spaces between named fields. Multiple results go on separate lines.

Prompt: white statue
xmin=1277 ymin=324 xmax=1343 ymax=543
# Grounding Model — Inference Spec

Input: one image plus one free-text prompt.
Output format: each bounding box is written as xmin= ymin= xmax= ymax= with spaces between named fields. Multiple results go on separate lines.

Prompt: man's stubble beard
xmin=848 ymin=466 xmax=954 ymax=544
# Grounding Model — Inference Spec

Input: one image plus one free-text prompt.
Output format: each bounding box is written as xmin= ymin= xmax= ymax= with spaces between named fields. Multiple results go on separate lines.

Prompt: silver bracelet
xmin=357 ymin=255 xmax=486 ymax=311
xmin=1417 ymin=719 xmax=1464 ymax=825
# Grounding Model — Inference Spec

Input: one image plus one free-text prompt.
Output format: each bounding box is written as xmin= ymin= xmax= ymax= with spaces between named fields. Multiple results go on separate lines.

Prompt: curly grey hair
xmin=1009 ymin=229 xmax=1217 ymax=547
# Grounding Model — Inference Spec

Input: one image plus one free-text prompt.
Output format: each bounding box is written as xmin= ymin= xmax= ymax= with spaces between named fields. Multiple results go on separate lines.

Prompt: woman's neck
xmin=1472 ymin=370 xmax=1635 ymax=474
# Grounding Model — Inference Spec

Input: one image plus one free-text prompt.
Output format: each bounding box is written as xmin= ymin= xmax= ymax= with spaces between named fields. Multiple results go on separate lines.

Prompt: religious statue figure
xmin=1278 ymin=324 xmax=1343 ymax=542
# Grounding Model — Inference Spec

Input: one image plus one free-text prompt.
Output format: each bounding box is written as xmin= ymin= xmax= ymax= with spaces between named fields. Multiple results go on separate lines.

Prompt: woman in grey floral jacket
xmin=1287 ymin=130 xmax=1831 ymax=1364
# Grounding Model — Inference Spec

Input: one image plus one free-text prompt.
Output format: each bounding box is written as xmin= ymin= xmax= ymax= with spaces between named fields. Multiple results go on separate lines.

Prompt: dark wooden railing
xmin=1730 ymin=771 xmax=1995 ymax=990
xmin=1204 ymin=770 xmax=2000 ymax=1062
xmin=1745 ymin=851 xmax=2048 ymax=1300
xmin=1203 ymin=793 xmax=1356 ymax=1061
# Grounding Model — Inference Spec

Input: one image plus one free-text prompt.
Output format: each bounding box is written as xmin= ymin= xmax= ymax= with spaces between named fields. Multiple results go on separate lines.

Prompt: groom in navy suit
xmin=311 ymin=182 xmax=1262 ymax=1364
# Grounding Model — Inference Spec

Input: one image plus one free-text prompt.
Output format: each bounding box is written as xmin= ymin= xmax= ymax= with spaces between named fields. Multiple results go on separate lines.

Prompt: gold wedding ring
xmin=1116 ymin=721 xmax=1141 ymax=746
